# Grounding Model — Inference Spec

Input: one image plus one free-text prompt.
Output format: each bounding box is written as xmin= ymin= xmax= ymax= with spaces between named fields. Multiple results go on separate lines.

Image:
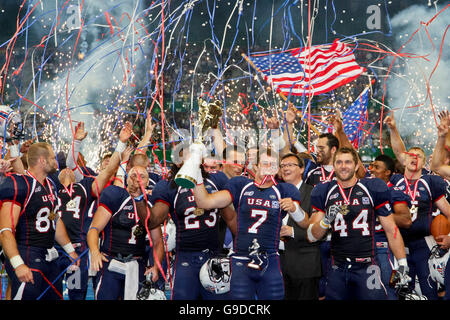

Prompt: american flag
xmin=342 ymin=86 xmax=369 ymax=149
xmin=247 ymin=39 xmax=365 ymax=96
xmin=0 ymin=111 xmax=9 ymax=120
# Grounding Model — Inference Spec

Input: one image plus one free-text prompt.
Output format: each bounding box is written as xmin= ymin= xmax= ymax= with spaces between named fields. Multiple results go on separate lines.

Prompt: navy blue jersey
xmin=0 ymin=173 xmax=59 ymax=249
xmin=390 ymin=174 xmax=446 ymax=242
xmin=98 ymin=185 xmax=147 ymax=257
xmin=311 ymin=178 xmax=392 ymax=260
xmin=150 ymin=171 xmax=228 ymax=252
xmin=305 ymin=165 xmax=335 ymax=187
xmin=224 ymin=176 xmax=301 ymax=255
xmin=58 ymin=177 xmax=96 ymax=244
xmin=147 ymin=172 xmax=162 ymax=191
xmin=302 ymin=158 xmax=317 ymax=181
xmin=374 ymin=186 xmax=411 ymax=243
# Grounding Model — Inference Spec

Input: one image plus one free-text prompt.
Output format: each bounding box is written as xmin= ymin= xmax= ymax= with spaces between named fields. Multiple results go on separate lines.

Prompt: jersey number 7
xmin=248 ymin=209 xmax=268 ymax=234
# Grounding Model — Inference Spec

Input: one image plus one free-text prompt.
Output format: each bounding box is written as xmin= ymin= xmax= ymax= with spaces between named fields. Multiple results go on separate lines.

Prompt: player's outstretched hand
xmin=74 ymin=122 xmax=88 ymax=141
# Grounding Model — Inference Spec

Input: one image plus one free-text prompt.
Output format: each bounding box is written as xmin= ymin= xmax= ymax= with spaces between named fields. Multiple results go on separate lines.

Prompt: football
xmin=431 ymin=214 xmax=450 ymax=239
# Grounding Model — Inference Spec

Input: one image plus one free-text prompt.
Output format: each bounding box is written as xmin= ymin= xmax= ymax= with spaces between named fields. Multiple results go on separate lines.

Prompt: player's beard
xmin=46 ymin=165 xmax=57 ymax=175
xmin=335 ymin=167 xmax=356 ymax=182
xmin=317 ymin=152 xmax=331 ymax=165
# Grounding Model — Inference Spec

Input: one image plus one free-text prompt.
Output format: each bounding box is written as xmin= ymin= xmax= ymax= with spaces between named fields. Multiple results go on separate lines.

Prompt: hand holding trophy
xmin=174 ymin=98 xmax=222 ymax=189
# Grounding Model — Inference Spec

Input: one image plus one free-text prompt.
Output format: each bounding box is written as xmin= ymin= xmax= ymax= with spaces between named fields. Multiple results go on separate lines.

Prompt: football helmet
xmin=136 ymin=273 xmax=167 ymax=300
xmin=199 ymin=256 xmax=231 ymax=294
xmin=0 ymin=105 xmax=23 ymax=141
xmin=428 ymin=244 xmax=449 ymax=286
xmin=396 ymin=286 xmax=428 ymax=300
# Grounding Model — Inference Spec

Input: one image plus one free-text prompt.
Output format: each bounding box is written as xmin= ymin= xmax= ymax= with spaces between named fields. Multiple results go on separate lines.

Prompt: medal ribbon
xmin=62 ymin=183 xmax=74 ymax=198
xmin=336 ymin=181 xmax=355 ymax=206
xmin=403 ymin=175 xmax=420 ymax=203
xmin=321 ymin=167 xmax=334 ymax=182
xmin=25 ymin=170 xmax=55 ymax=210
xmin=254 ymin=175 xmax=277 ymax=187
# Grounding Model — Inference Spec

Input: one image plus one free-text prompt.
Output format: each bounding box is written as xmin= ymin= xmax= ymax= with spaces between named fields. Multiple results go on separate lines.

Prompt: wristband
xmin=116 ymin=162 xmax=127 ymax=178
xmin=73 ymin=139 xmax=82 ymax=152
xmin=397 ymin=258 xmax=408 ymax=267
xmin=9 ymin=144 xmax=20 ymax=158
xmin=115 ymin=140 xmax=127 ymax=153
xmin=196 ymin=168 xmax=203 ymax=185
xmin=134 ymin=194 xmax=144 ymax=202
xmin=294 ymin=140 xmax=307 ymax=153
xmin=319 ymin=219 xmax=330 ymax=230
xmin=63 ymin=243 xmax=75 ymax=254
xmin=10 ymin=255 xmax=25 ymax=269
xmin=0 ymin=227 xmax=12 ymax=234
xmin=289 ymin=202 xmax=305 ymax=223
xmin=307 ymin=224 xmax=318 ymax=242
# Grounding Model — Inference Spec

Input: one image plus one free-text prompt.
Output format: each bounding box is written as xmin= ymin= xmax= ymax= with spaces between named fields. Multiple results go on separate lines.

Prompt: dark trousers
xmin=326 ymin=259 xmax=387 ymax=300
xmin=230 ymin=254 xmax=284 ymax=300
xmin=5 ymin=245 xmax=62 ymax=300
xmin=283 ymin=275 xmax=320 ymax=300
xmin=55 ymin=245 xmax=89 ymax=300
xmin=407 ymin=238 xmax=438 ymax=300
xmin=171 ymin=250 xmax=227 ymax=300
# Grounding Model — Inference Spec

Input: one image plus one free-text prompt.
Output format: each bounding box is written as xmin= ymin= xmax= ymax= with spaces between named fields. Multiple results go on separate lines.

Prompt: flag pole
xmin=241 ymin=52 xmax=321 ymax=136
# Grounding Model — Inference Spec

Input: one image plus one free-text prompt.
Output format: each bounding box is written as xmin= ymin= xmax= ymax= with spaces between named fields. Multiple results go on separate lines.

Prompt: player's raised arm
xmin=67 ymin=122 xmax=88 ymax=182
xmin=430 ymin=111 xmax=450 ymax=180
xmin=384 ymin=112 xmax=407 ymax=167
xmin=135 ymin=113 xmax=156 ymax=155
xmin=193 ymin=182 xmax=233 ymax=210
xmin=93 ymin=122 xmax=133 ymax=196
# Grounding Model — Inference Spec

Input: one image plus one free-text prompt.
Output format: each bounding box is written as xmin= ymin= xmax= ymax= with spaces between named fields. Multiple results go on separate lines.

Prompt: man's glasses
xmin=280 ymin=163 xmax=300 ymax=169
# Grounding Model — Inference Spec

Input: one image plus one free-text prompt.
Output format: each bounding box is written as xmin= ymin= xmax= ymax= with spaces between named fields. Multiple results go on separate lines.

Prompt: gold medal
xmin=133 ymin=225 xmax=145 ymax=237
xmin=66 ymin=199 xmax=76 ymax=209
xmin=48 ymin=210 xmax=57 ymax=221
xmin=193 ymin=208 xmax=204 ymax=216
xmin=340 ymin=204 xmax=350 ymax=216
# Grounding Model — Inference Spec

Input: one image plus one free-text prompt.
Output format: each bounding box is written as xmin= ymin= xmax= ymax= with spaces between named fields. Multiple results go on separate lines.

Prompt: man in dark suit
xmin=279 ymin=153 xmax=322 ymax=300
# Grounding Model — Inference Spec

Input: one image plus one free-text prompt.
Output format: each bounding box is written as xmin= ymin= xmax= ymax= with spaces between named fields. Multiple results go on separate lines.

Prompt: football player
xmin=54 ymin=123 xmax=131 ymax=300
xmin=87 ymin=165 xmax=164 ymax=300
xmin=308 ymin=147 xmax=409 ymax=300
xmin=147 ymin=156 xmax=236 ymax=300
xmin=369 ymin=154 xmax=412 ymax=299
xmin=189 ymin=145 xmax=309 ymax=300
xmin=0 ymin=142 xmax=80 ymax=300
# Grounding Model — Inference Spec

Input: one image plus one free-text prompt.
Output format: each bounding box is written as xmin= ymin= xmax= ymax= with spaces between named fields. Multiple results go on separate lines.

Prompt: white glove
xmin=322 ymin=204 xmax=339 ymax=227
xmin=188 ymin=141 xmax=207 ymax=164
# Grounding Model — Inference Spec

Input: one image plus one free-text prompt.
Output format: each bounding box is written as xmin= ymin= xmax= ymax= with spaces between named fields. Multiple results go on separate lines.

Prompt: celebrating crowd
xmin=0 ymin=104 xmax=449 ymax=301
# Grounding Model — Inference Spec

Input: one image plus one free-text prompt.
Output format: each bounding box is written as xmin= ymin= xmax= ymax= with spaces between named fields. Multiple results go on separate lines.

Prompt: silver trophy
xmin=174 ymin=99 xmax=222 ymax=189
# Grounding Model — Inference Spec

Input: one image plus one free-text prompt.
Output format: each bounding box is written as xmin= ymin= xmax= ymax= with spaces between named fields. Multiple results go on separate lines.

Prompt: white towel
xmin=124 ymin=260 xmax=139 ymax=300
xmin=13 ymin=282 xmax=26 ymax=300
